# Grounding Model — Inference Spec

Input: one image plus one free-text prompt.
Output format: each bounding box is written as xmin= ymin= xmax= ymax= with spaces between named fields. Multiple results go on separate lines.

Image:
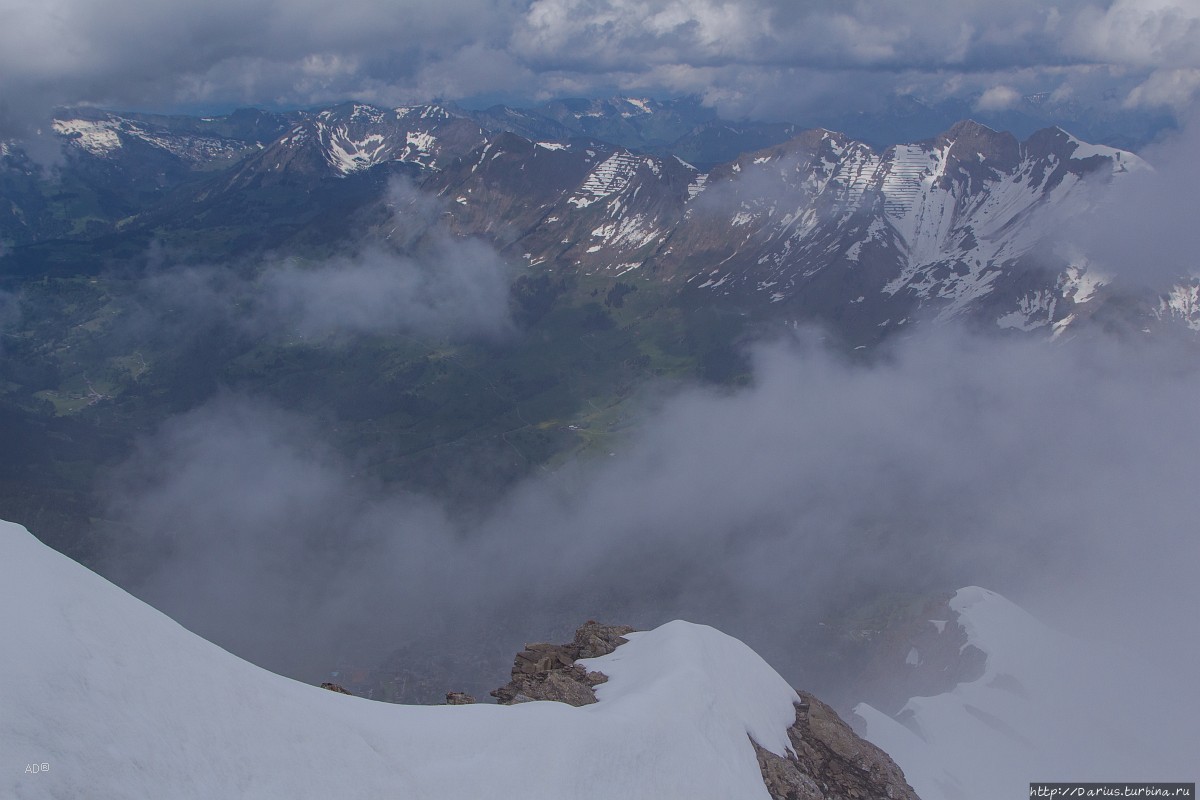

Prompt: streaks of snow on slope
xmin=996 ymin=290 xmax=1057 ymax=331
xmin=405 ymin=130 xmax=438 ymax=166
xmin=838 ymin=147 xmax=882 ymax=207
xmin=844 ymin=218 xmax=886 ymax=263
xmin=881 ymin=142 xmax=1130 ymax=312
xmin=320 ymin=122 xmax=440 ymax=175
xmin=590 ymin=215 xmax=662 ymax=251
xmin=0 ymin=519 xmax=799 ymax=800
xmin=881 ymin=144 xmax=932 ymax=217
xmin=569 ymin=152 xmax=642 ymax=208
xmin=884 ymin=143 xmax=959 ymax=268
xmin=129 ymin=129 xmax=246 ymax=162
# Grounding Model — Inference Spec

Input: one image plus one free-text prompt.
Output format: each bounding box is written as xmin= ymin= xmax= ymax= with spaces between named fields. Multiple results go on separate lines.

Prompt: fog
xmin=126 ymin=178 xmax=513 ymax=343
xmin=72 ymin=110 xmax=1200 ymax=783
xmin=98 ymin=321 xmax=1199 ymax=749
xmin=1067 ymin=111 xmax=1200 ymax=284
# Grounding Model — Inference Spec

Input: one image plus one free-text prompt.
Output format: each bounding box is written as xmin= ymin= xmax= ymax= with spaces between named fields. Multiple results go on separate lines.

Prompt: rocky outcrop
xmin=319 ymin=682 xmax=353 ymax=695
xmin=756 ymin=691 xmax=920 ymax=800
xmin=852 ymin=594 xmax=987 ymax=716
xmin=490 ymin=621 xmax=634 ymax=706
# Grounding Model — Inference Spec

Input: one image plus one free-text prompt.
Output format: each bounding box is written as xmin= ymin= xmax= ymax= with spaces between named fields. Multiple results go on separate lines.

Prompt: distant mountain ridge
xmin=1 ymin=97 xmax=1191 ymax=344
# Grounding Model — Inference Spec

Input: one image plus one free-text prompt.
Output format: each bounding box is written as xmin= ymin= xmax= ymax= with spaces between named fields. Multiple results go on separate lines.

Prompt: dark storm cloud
xmin=3 ymin=1 xmax=1200 ymax=135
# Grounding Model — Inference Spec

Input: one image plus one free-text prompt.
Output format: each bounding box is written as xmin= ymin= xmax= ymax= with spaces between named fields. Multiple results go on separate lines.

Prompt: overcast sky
xmin=2 ymin=0 xmax=1199 ymax=131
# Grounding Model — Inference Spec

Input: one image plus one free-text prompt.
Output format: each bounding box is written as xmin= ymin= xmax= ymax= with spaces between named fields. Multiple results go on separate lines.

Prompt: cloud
xmin=976 ymin=84 xmax=1021 ymax=111
xmin=3 ymin=1 xmax=1200 ymax=135
xmin=0 ymin=0 xmax=508 ymax=133
xmin=97 ymin=324 xmax=1200 ymax=755
xmin=1062 ymin=112 xmax=1200 ymax=283
xmin=124 ymin=178 xmax=513 ymax=342
xmin=257 ymin=240 xmax=512 ymax=340
xmin=1123 ymin=67 xmax=1200 ymax=109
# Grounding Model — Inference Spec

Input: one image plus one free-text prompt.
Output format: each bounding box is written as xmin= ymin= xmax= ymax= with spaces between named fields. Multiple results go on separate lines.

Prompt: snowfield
xmin=0 ymin=519 xmax=798 ymax=800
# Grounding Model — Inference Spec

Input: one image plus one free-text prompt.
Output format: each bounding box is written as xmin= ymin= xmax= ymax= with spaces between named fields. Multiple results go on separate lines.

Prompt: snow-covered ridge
xmin=1 ymin=519 xmax=799 ymax=799
xmin=855 ymin=587 xmax=1190 ymax=800
xmin=274 ymin=103 xmax=482 ymax=176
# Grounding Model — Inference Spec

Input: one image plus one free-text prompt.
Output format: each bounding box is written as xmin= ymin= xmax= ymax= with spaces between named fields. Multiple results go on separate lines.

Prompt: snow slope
xmin=0 ymin=519 xmax=798 ymax=800
xmin=855 ymin=587 xmax=1197 ymax=800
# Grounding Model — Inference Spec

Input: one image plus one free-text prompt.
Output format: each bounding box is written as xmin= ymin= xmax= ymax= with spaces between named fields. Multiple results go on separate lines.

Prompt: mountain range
xmin=3 ymin=96 xmax=1198 ymax=797
xmin=2 ymin=96 xmax=1197 ymax=562
xmin=5 ymin=97 xmax=1192 ymax=338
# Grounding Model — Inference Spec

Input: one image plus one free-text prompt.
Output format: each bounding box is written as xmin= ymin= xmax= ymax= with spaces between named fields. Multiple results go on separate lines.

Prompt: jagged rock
xmin=755 ymin=692 xmax=920 ymax=800
xmin=444 ymin=691 xmax=476 ymax=705
xmin=852 ymin=594 xmax=987 ymax=716
xmin=491 ymin=621 xmax=633 ymax=706
xmin=571 ymin=620 xmax=635 ymax=658
xmin=319 ymin=682 xmax=353 ymax=695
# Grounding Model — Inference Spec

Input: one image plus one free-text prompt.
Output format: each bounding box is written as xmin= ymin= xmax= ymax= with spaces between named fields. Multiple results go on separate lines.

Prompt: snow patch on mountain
xmin=51 ymin=118 xmax=123 ymax=155
xmin=1059 ymin=264 xmax=1105 ymax=304
xmin=1062 ymin=130 xmax=1148 ymax=173
xmin=326 ymin=129 xmax=389 ymax=174
xmin=996 ymin=290 xmax=1057 ymax=331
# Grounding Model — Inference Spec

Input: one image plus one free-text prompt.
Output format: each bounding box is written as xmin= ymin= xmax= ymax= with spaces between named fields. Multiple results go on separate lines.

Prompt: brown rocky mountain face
xmin=489 ymin=620 xmax=635 ymax=706
xmin=756 ymin=692 xmax=920 ymax=800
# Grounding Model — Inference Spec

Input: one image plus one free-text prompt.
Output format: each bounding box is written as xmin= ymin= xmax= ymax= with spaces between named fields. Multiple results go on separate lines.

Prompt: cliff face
xmin=490 ymin=621 xmax=921 ymax=800
xmin=755 ymin=692 xmax=920 ymax=800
